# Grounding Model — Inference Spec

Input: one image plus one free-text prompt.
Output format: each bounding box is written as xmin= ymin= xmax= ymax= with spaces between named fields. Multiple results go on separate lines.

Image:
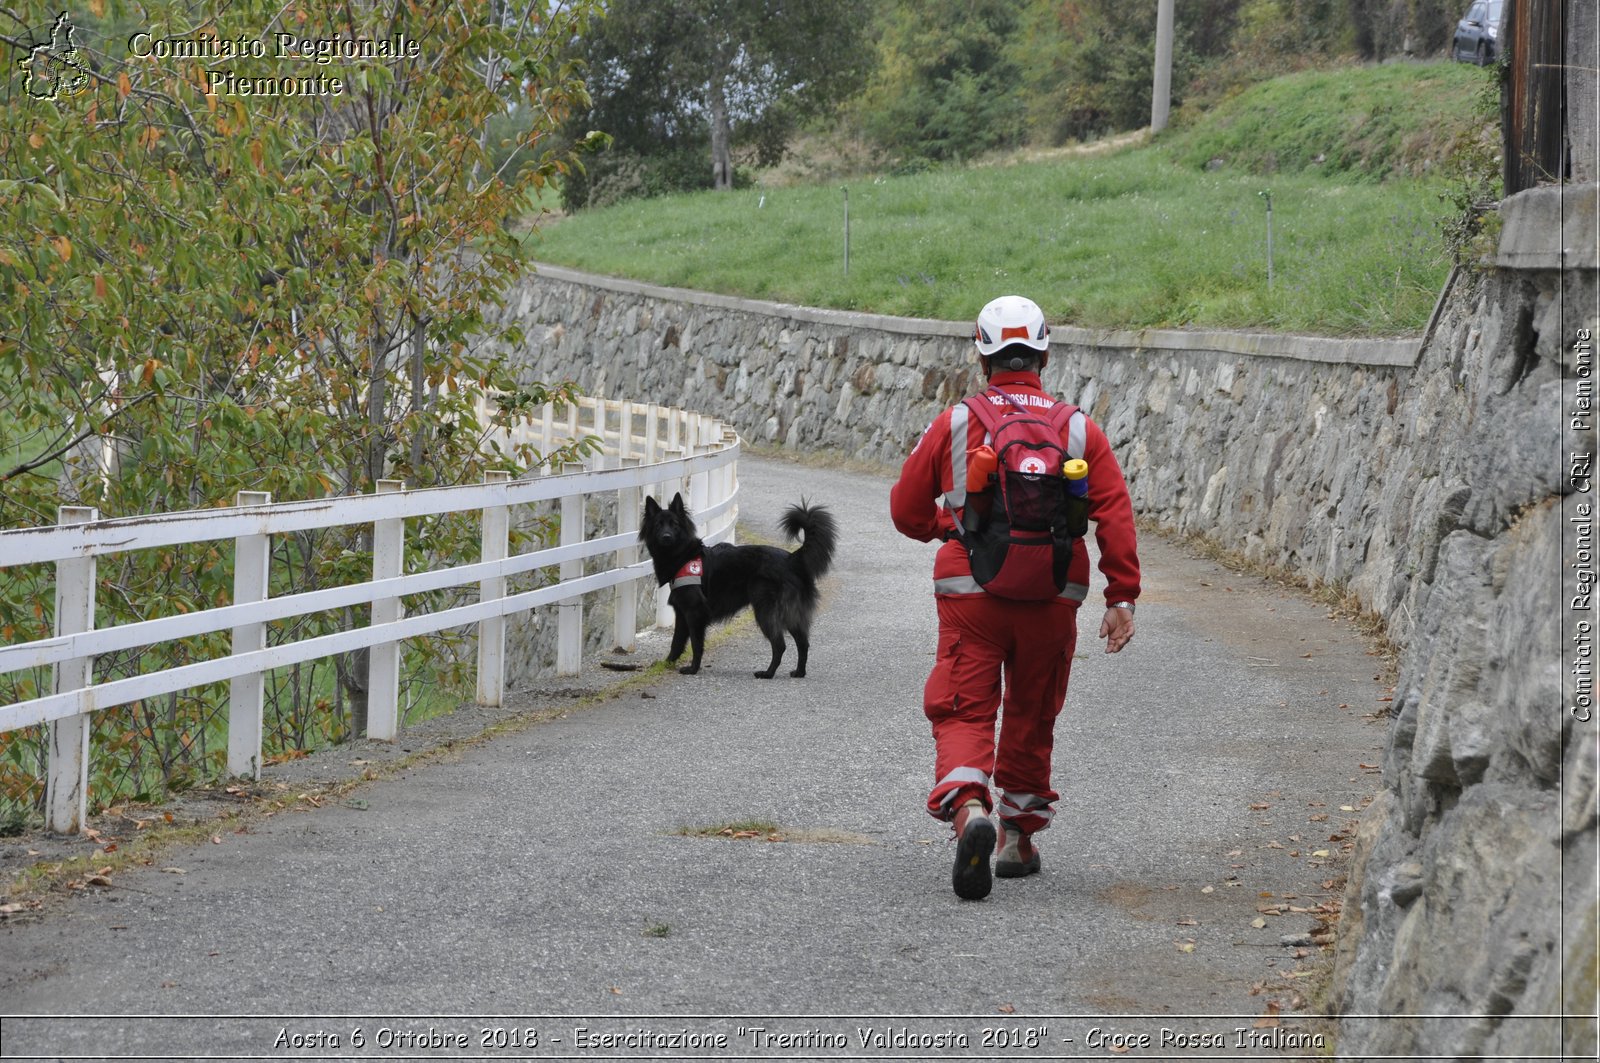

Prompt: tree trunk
xmin=708 ymin=73 xmax=733 ymax=191
xmin=406 ymin=317 xmax=427 ymax=485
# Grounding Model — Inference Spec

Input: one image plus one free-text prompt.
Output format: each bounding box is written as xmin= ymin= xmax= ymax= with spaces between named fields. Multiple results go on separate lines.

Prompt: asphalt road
xmin=0 ymin=454 xmax=1390 ymax=1061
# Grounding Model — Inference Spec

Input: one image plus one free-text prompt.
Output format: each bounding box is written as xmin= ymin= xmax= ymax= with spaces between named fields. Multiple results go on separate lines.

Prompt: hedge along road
xmin=0 ymin=453 xmax=1390 ymax=1057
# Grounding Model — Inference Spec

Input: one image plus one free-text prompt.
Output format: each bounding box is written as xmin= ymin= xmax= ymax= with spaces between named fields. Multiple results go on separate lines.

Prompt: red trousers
xmin=923 ymin=595 xmax=1079 ymax=835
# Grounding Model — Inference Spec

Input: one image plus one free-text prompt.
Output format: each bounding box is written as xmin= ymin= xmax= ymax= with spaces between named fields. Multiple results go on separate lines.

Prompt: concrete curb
xmin=531 ymin=263 xmax=1423 ymax=368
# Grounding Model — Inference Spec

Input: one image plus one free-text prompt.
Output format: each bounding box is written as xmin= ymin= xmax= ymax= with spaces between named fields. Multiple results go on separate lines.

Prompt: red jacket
xmin=890 ymin=371 xmax=1141 ymax=605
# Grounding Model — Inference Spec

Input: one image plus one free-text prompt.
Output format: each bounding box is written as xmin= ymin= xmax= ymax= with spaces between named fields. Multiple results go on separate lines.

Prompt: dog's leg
xmin=756 ymin=632 xmax=785 ymax=680
xmin=789 ymin=627 xmax=809 ymax=679
xmin=667 ymin=618 xmax=690 ymax=665
xmin=682 ymin=619 xmax=705 ymax=675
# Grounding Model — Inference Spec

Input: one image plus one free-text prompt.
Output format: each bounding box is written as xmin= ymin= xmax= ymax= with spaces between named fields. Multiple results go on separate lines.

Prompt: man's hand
xmin=1099 ymin=606 xmax=1135 ymax=653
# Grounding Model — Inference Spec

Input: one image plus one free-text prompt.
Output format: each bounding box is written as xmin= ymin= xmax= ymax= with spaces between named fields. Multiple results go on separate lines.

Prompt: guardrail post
xmin=477 ymin=470 xmax=511 ymax=707
xmin=655 ymin=445 xmax=685 ymax=629
xmin=721 ymin=429 xmax=740 ymax=543
xmin=46 ymin=505 xmax=96 ymax=834
xmin=228 ymin=491 xmax=272 ymax=779
xmin=615 ymin=456 xmax=643 ymax=652
xmin=557 ymin=461 xmax=586 ymax=675
xmin=618 ymin=401 xmax=634 ymax=462
xmin=644 ymin=404 xmax=661 ymax=466
xmin=689 ymin=438 xmax=711 ymax=536
xmin=367 ymin=479 xmax=405 ymax=740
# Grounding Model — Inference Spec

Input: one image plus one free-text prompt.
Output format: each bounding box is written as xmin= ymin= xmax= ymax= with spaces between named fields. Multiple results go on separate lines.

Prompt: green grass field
xmin=530 ymin=62 xmax=1494 ymax=336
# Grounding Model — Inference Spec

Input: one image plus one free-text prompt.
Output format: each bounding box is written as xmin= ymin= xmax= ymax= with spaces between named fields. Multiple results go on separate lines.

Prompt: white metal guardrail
xmin=0 ymin=398 xmax=740 ymax=833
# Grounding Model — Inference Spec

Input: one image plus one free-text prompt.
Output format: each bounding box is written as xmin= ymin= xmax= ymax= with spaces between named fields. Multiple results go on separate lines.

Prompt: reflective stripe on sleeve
xmin=944 ymin=403 xmax=969 ymax=511
xmin=1067 ymin=409 xmax=1085 ymax=460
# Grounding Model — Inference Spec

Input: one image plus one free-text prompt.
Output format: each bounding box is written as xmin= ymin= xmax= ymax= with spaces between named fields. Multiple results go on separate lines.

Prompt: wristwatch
xmin=1109 ymin=601 xmax=1136 ymax=614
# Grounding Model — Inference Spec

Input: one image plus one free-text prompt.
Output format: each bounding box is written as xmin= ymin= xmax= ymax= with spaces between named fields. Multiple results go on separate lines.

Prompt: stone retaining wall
xmin=494 ymin=184 xmax=1595 ymax=1054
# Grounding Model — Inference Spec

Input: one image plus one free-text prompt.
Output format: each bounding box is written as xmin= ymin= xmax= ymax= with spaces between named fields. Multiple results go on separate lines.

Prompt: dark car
xmin=1452 ymin=0 xmax=1503 ymax=64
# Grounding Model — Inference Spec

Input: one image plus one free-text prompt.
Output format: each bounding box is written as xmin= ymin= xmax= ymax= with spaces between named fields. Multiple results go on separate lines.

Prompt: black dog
xmin=639 ymin=492 xmax=837 ymax=678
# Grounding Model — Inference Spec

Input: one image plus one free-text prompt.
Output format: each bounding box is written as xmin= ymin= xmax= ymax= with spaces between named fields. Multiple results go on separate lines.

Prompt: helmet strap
xmin=984 ymin=348 xmax=1046 ymax=377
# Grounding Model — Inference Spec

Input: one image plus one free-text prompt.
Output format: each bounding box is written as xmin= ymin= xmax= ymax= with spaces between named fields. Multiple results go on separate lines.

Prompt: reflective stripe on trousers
xmin=934 ymin=575 xmax=1088 ymax=601
xmin=931 ymin=766 xmax=991 ymax=816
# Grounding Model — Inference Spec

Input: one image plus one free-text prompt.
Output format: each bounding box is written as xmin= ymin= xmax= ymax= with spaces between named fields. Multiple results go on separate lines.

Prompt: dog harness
xmin=672 ymin=555 xmax=704 ymax=589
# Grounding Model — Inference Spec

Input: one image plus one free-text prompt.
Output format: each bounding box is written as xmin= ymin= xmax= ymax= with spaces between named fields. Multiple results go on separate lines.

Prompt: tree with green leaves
xmin=0 ymin=0 xmax=601 ymax=812
xmin=562 ymin=0 xmax=871 ymax=207
xmin=850 ymin=0 xmax=1027 ymax=163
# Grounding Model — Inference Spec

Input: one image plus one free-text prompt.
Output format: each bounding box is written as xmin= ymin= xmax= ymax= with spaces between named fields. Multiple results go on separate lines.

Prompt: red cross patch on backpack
xmin=946 ymin=388 xmax=1089 ymax=601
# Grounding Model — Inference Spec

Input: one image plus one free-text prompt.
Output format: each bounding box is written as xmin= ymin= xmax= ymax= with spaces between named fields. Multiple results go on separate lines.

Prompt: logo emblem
xmin=687 ymin=559 xmax=702 ymax=576
xmin=1019 ymin=456 xmax=1048 ymax=475
xmin=19 ymin=11 xmax=89 ymax=102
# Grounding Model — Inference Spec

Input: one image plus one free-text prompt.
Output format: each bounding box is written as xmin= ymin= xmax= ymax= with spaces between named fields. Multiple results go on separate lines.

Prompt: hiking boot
xmin=995 ymin=823 xmax=1041 ymax=878
xmin=951 ymin=803 xmax=996 ymax=900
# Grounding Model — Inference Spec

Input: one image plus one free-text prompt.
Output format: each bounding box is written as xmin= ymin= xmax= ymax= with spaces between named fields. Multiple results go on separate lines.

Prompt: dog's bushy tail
xmin=781 ymin=501 xmax=838 ymax=582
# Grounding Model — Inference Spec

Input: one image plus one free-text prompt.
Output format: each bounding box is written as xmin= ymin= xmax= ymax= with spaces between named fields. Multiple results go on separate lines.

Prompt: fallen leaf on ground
xmin=1177 ymin=941 xmax=1196 ymax=953
xmin=160 ymin=867 xmax=186 ymax=874
xmin=1251 ymin=917 xmax=1268 ymax=929
xmin=1200 ymin=885 xmax=1215 ymax=894
xmin=1255 ymin=1001 xmax=1281 ymax=1029
xmin=997 ymin=1003 xmax=1016 ymax=1014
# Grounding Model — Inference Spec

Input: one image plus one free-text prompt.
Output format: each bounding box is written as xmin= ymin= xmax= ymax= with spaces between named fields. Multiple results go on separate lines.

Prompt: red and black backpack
xmin=946 ymin=388 xmax=1089 ymax=600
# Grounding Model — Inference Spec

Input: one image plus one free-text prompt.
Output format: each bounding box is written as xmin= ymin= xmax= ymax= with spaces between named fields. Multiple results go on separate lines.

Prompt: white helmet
xmin=973 ymin=295 xmax=1050 ymax=357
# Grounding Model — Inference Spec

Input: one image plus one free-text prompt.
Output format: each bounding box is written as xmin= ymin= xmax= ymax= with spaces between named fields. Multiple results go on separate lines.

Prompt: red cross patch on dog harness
xmin=672 ymin=555 xmax=704 ymax=589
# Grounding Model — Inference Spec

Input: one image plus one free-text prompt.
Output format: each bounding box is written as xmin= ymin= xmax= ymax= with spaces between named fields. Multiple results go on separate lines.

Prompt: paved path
xmin=0 ymin=455 xmax=1389 ymax=1059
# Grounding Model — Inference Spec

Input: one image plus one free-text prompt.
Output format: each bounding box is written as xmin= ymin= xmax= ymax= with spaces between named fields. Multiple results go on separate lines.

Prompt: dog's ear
xmin=670 ymin=492 xmax=687 ymax=515
xmin=644 ymin=495 xmax=661 ymax=516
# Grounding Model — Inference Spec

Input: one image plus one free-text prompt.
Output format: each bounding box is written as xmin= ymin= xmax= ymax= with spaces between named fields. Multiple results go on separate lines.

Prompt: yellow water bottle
xmin=1063 ymin=459 xmax=1089 ymax=537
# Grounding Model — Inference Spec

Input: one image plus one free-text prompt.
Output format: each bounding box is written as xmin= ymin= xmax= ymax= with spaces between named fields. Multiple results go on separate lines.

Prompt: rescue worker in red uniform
xmin=890 ymin=295 xmax=1141 ymax=900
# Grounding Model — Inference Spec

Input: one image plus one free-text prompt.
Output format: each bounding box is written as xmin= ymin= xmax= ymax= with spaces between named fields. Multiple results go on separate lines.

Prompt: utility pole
xmin=1151 ymin=0 xmax=1175 ymax=132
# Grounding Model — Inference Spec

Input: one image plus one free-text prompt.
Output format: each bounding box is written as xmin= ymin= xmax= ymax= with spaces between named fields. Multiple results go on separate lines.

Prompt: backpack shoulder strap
xmin=963 ymin=392 xmax=1003 ymax=436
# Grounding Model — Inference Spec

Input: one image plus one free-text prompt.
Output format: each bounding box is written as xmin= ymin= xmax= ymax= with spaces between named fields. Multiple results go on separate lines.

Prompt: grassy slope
xmin=530 ymin=61 xmax=1495 ymax=336
xmin=1164 ymin=61 xmax=1492 ymax=180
